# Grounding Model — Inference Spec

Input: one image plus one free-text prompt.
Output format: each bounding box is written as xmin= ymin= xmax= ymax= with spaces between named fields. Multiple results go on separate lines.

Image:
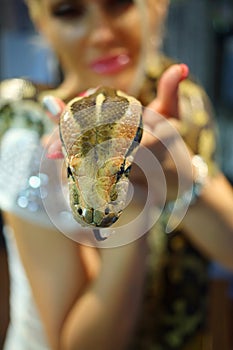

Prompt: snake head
xmin=60 ymin=87 xmax=143 ymax=230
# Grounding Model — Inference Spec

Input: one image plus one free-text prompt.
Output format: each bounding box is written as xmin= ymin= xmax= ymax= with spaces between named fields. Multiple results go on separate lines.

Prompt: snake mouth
xmin=73 ymin=204 xmax=119 ymax=228
xmin=68 ymin=172 xmax=124 ymax=228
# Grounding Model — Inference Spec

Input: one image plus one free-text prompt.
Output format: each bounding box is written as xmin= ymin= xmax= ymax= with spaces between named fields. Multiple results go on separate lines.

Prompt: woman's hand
xmin=42 ymin=96 xmax=65 ymax=158
xmin=131 ymin=64 xmax=194 ymax=204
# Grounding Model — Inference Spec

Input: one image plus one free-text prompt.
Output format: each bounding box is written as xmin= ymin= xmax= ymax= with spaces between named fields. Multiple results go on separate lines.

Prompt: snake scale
xmin=59 ymin=87 xmax=143 ymax=239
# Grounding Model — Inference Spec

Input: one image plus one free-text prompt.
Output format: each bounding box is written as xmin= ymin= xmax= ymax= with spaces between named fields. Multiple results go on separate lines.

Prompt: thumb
xmin=42 ymin=96 xmax=66 ymax=124
xmin=149 ymin=63 xmax=189 ymax=119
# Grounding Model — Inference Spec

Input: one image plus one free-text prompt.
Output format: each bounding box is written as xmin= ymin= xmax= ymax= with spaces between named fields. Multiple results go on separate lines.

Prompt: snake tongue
xmin=93 ymin=229 xmax=107 ymax=241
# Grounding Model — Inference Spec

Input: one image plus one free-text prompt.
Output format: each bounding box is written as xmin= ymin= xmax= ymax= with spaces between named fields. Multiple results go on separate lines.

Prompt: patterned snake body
xmin=60 ymin=87 xmax=143 ymax=228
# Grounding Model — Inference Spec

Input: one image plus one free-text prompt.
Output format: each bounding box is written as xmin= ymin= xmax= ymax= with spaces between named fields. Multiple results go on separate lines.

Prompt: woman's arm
xmin=144 ymin=64 xmax=233 ymax=270
xmin=182 ymin=172 xmax=233 ymax=270
xmin=3 ymin=212 xmax=90 ymax=349
xmin=60 ymin=236 xmax=147 ymax=350
xmin=4 ymin=203 xmax=148 ymax=350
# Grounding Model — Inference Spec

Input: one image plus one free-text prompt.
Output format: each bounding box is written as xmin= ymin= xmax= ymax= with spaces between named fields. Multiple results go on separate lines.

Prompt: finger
xmin=47 ymin=138 xmax=64 ymax=159
xmin=42 ymin=126 xmax=64 ymax=159
xmin=148 ymin=63 xmax=189 ymax=119
xmin=42 ymin=96 xmax=66 ymax=124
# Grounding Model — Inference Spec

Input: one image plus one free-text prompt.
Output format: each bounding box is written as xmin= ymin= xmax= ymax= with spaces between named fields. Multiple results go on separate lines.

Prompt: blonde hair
xmin=24 ymin=0 xmax=41 ymax=22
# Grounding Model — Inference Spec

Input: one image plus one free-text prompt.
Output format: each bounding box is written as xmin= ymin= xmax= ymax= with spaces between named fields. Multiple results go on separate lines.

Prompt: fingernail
xmin=47 ymin=146 xmax=64 ymax=159
xmin=47 ymin=151 xmax=64 ymax=159
xmin=78 ymin=87 xmax=98 ymax=97
xmin=78 ymin=91 xmax=87 ymax=97
xmin=46 ymin=141 xmax=64 ymax=159
xmin=42 ymin=96 xmax=62 ymax=116
xmin=180 ymin=64 xmax=189 ymax=80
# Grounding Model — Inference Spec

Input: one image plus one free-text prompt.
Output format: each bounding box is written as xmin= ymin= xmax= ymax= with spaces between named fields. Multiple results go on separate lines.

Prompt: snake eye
xmin=116 ymin=166 xmax=124 ymax=181
xmin=67 ymin=166 xmax=73 ymax=178
xmin=134 ymin=125 xmax=143 ymax=143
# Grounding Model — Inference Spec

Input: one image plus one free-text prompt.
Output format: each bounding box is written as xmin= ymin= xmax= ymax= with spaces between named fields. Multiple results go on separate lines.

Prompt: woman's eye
xmin=105 ymin=0 xmax=134 ymax=14
xmin=51 ymin=3 xmax=85 ymax=19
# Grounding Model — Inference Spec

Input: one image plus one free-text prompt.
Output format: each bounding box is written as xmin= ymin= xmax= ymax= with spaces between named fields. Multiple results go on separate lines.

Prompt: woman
xmin=1 ymin=0 xmax=233 ymax=349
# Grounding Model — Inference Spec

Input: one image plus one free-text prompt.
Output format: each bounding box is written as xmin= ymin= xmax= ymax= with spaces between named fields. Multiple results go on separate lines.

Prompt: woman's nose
xmin=88 ymin=8 xmax=116 ymax=47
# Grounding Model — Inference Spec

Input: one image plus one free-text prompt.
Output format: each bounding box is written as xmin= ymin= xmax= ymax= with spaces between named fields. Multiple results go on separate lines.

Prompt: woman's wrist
xmin=162 ymin=155 xmax=209 ymax=233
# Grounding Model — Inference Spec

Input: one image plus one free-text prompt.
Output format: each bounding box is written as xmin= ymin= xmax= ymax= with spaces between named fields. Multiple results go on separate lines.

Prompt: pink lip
xmin=89 ymin=54 xmax=130 ymax=75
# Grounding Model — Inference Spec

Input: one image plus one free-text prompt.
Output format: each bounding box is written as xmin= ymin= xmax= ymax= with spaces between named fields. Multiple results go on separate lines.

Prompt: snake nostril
xmin=77 ymin=208 xmax=83 ymax=215
xmin=105 ymin=207 xmax=110 ymax=215
xmin=111 ymin=217 xmax=118 ymax=224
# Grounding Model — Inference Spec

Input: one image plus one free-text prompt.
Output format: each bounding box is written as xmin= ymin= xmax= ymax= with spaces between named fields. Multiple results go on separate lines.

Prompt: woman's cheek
xmin=44 ymin=20 xmax=87 ymax=53
xmin=56 ymin=23 xmax=87 ymax=43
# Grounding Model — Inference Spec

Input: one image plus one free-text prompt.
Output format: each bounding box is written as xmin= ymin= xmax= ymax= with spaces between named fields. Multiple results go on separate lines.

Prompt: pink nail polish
xmin=180 ymin=64 xmax=189 ymax=80
xmin=47 ymin=151 xmax=64 ymax=159
xmin=78 ymin=87 xmax=98 ymax=97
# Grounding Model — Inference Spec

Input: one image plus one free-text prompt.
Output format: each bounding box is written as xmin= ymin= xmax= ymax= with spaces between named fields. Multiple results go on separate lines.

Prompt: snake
xmin=59 ymin=87 xmax=143 ymax=240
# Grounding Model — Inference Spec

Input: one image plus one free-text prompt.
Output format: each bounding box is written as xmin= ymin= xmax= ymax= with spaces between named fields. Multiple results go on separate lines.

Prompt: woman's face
xmin=34 ymin=0 xmax=166 ymax=93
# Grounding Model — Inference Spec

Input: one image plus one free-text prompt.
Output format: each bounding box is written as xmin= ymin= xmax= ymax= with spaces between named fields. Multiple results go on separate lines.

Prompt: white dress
xmin=0 ymin=128 xmax=52 ymax=349
xmin=3 ymin=226 xmax=50 ymax=350
xmin=0 ymin=112 xmax=80 ymax=349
